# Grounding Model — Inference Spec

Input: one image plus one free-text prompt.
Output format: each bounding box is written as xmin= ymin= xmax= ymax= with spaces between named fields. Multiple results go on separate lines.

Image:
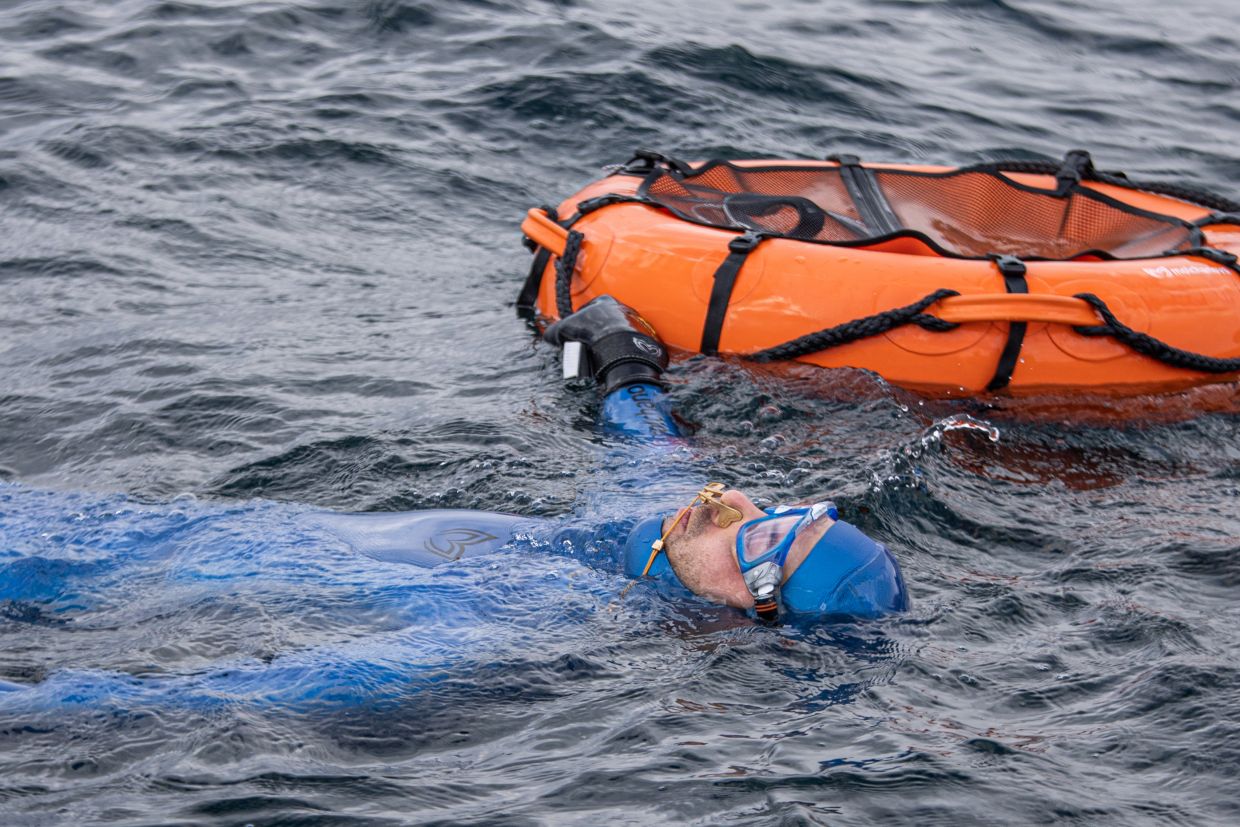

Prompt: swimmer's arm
xmin=599 ymin=382 xmax=682 ymax=441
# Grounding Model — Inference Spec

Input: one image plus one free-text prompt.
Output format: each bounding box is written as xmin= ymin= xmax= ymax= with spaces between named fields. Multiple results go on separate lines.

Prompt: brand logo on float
xmin=1141 ymin=263 xmax=1230 ymax=279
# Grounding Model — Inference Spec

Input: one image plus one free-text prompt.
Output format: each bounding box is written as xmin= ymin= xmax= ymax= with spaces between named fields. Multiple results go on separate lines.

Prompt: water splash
xmin=870 ymin=414 xmax=1000 ymax=491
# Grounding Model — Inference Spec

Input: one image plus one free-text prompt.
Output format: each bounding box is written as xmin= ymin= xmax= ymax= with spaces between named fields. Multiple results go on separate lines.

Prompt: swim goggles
xmin=641 ymin=483 xmax=837 ymax=621
xmin=735 ymin=501 xmax=837 ymax=621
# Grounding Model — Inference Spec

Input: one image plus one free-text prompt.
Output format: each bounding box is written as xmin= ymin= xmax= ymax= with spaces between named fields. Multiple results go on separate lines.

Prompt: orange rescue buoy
xmin=519 ymin=151 xmax=1240 ymax=397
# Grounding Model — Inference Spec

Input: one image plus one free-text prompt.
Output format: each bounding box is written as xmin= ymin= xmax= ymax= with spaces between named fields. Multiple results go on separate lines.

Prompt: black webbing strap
xmin=986 ymin=255 xmax=1028 ymax=392
xmin=517 ymin=247 xmax=551 ymax=313
xmin=827 ymin=154 xmax=901 ymax=235
xmin=701 ymin=232 xmax=763 ymax=355
xmin=516 ymin=205 xmax=560 ymax=314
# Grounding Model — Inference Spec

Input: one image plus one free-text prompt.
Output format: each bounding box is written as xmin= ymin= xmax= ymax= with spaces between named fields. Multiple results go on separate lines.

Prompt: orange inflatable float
xmin=519 ymin=150 xmax=1240 ymax=397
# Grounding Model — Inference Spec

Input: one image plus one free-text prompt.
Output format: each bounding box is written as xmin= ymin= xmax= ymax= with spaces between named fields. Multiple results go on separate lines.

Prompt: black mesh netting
xmin=637 ymin=161 xmax=1201 ymax=260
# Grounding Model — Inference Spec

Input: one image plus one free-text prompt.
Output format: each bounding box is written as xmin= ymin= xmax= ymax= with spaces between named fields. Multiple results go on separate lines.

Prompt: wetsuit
xmin=0 ymin=298 xmax=905 ymax=713
xmin=0 ymin=382 xmax=691 ymax=714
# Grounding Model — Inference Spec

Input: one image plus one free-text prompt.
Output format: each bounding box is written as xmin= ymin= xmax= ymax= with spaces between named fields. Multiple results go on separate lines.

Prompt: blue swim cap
xmin=623 ymin=514 xmax=673 ymax=579
xmin=782 ymin=521 xmax=908 ymax=618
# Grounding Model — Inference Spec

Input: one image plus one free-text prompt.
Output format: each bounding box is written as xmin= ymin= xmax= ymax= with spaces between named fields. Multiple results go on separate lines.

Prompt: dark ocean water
xmin=2 ymin=0 xmax=1239 ymax=824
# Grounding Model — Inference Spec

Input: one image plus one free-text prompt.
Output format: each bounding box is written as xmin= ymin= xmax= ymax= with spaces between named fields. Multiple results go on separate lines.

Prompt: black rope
xmin=746 ymin=289 xmax=960 ymax=363
xmin=1195 ymin=213 xmax=1240 ymax=229
xmin=530 ymin=195 xmax=649 ymax=319
xmin=554 ymin=229 xmax=585 ymax=318
xmin=1073 ymin=293 xmax=1240 ymax=374
xmin=1106 ymin=176 xmax=1240 ymax=214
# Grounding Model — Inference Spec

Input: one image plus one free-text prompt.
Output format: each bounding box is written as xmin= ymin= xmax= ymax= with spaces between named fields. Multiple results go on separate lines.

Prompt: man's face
xmin=661 ymin=488 xmax=834 ymax=609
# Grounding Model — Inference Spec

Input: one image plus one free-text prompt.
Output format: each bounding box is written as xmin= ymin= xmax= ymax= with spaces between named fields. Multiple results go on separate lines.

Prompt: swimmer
xmin=322 ymin=296 xmax=908 ymax=622
xmin=0 ymin=296 xmax=907 ymax=715
xmin=546 ymin=296 xmax=907 ymax=622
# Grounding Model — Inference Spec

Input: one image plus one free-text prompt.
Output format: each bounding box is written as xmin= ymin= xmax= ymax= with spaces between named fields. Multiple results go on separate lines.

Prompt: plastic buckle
xmin=729 ymin=232 xmax=763 ymax=254
xmin=989 ymin=254 xmax=1027 ymax=278
xmin=1054 ymin=149 xmax=1095 ymax=193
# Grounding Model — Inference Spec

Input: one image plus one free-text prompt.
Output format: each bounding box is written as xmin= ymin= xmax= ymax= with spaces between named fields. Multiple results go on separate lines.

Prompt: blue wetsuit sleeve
xmin=599 ymin=383 xmax=682 ymax=441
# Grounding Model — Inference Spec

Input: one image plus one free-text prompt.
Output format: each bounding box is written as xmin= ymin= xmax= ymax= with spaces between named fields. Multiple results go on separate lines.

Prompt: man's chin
xmin=702 ymin=587 xmax=753 ymax=610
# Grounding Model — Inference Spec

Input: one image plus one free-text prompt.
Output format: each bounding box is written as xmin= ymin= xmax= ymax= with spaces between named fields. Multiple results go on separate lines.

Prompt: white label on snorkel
xmin=562 ymin=341 xmax=585 ymax=379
